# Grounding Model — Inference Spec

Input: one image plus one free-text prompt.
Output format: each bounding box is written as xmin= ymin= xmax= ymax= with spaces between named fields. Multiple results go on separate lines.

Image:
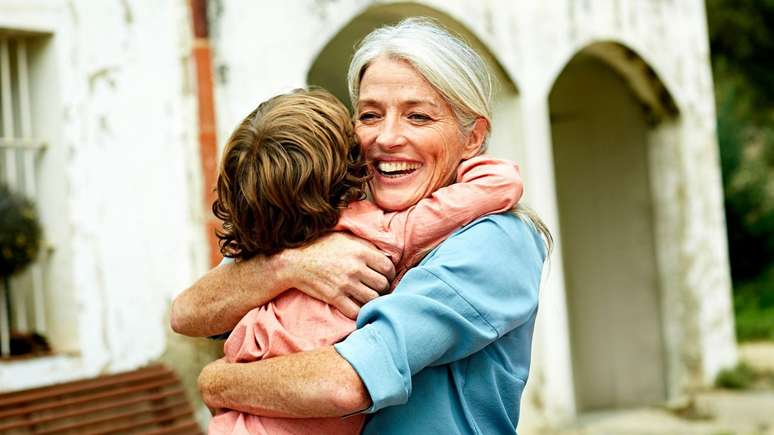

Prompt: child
xmin=208 ymin=88 xmax=523 ymax=435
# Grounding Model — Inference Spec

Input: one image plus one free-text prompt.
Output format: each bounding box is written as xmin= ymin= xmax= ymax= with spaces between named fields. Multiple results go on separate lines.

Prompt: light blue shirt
xmin=334 ymin=213 xmax=546 ymax=435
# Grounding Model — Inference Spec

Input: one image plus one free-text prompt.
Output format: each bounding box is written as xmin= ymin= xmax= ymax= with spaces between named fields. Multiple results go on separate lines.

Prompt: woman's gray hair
xmin=348 ymin=17 xmax=553 ymax=254
xmin=347 ymin=17 xmax=493 ymax=140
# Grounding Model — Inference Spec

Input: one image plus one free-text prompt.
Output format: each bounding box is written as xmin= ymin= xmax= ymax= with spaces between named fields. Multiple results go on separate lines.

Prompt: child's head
xmin=213 ymin=88 xmax=369 ymax=260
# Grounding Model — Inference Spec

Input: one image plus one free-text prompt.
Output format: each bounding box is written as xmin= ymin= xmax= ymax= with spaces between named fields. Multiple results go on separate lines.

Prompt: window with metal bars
xmin=0 ymin=34 xmax=50 ymax=359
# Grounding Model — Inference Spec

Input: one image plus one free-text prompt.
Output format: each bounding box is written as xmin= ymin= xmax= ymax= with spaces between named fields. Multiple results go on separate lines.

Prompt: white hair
xmin=347 ymin=17 xmax=493 ymax=137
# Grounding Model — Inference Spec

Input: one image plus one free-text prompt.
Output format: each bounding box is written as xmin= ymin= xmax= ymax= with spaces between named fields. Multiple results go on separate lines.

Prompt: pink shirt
xmin=209 ymin=156 xmax=523 ymax=435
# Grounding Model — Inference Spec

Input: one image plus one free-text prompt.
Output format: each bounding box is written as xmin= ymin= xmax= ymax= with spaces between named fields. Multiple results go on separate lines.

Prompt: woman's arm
xmin=197 ymin=214 xmax=545 ymax=415
xmin=171 ymin=232 xmax=395 ymax=337
xmin=199 ymin=346 xmax=369 ymax=417
xmin=171 ymin=254 xmax=286 ymax=337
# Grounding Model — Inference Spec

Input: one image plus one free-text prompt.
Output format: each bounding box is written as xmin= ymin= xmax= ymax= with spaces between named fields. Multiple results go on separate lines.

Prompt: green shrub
xmin=715 ymin=362 xmax=756 ymax=389
xmin=0 ymin=185 xmax=42 ymax=279
xmin=735 ymin=307 xmax=774 ymax=341
xmin=734 ymin=265 xmax=774 ymax=341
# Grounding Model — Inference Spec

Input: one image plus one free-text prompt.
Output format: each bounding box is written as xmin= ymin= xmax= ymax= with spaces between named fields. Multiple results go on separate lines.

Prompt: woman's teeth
xmin=376 ymin=161 xmax=422 ymax=177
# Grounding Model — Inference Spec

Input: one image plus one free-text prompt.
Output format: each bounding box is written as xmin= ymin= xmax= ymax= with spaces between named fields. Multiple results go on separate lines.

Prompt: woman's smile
xmin=374 ymin=160 xmax=423 ymax=178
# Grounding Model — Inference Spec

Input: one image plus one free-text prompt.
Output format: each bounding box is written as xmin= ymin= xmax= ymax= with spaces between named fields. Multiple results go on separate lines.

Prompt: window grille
xmin=0 ymin=35 xmax=48 ymax=358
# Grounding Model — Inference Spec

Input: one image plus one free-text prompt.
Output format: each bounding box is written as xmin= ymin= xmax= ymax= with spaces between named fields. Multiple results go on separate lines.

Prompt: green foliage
xmin=735 ymin=308 xmax=774 ymax=341
xmin=734 ymin=265 xmax=774 ymax=340
xmin=714 ymin=362 xmax=756 ymax=390
xmin=708 ymin=0 xmax=774 ymax=283
xmin=707 ymin=0 xmax=774 ymax=340
xmin=715 ymin=81 xmax=774 ymax=283
xmin=0 ymin=185 xmax=42 ymax=279
xmin=707 ymin=0 xmax=774 ymax=122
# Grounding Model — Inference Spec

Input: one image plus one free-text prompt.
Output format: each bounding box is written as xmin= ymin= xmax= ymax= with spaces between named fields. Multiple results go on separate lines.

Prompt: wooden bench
xmin=0 ymin=364 xmax=202 ymax=434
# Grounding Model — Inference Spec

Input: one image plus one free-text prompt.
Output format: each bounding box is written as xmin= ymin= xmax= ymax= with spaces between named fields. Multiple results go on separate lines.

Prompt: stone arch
xmin=306 ymin=2 xmax=523 ymax=162
xmin=548 ymin=42 xmax=680 ymax=412
xmin=553 ymin=41 xmax=679 ymax=124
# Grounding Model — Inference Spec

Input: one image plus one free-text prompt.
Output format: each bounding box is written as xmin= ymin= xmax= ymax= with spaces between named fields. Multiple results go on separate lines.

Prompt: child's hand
xmin=279 ymin=232 xmax=395 ymax=319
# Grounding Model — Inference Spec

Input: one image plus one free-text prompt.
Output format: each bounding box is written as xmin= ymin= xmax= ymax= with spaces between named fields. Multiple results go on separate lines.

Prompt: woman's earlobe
xmin=463 ymin=118 xmax=489 ymax=158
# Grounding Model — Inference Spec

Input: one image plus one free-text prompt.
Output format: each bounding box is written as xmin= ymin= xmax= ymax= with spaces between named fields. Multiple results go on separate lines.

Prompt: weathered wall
xmin=0 ymin=0 xmax=210 ymax=405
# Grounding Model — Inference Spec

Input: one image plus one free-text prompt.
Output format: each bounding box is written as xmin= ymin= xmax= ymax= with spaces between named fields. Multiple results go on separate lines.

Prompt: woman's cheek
xmin=354 ymin=125 xmax=375 ymax=148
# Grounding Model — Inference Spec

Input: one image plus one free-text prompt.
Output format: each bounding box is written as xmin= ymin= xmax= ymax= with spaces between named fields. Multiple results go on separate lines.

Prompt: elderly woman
xmin=172 ymin=18 xmax=550 ymax=434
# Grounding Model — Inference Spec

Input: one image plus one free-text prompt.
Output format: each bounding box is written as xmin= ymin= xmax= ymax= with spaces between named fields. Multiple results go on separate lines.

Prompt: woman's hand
xmin=279 ymin=232 xmax=395 ymax=319
xmin=171 ymin=232 xmax=394 ymax=337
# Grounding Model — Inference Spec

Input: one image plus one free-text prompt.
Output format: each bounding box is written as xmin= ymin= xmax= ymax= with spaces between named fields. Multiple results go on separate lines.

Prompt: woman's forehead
xmin=358 ymin=58 xmax=446 ymax=107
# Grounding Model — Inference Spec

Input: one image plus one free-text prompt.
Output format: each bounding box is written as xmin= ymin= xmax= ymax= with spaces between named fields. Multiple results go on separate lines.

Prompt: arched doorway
xmin=306 ymin=2 xmax=523 ymax=163
xmin=549 ymin=42 xmax=679 ymax=411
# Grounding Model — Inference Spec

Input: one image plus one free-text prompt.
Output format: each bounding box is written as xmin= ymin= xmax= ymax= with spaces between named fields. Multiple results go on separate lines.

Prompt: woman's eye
xmin=358 ymin=112 xmax=379 ymax=121
xmin=408 ymin=113 xmax=432 ymax=122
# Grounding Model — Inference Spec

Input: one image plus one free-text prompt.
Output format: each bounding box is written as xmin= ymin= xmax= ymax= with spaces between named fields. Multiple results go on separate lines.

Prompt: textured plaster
xmin=0 ymin=0 xmax=210 ymax=392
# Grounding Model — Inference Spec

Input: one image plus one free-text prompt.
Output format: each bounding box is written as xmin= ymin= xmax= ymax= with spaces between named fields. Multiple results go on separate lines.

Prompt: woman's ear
xmin=462 ymin=117 xmax=489 ymax=158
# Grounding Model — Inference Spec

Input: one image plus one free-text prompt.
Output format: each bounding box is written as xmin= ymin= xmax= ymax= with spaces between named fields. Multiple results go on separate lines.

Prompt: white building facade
xmin=0 ymin=0 xmax=736 ymax=432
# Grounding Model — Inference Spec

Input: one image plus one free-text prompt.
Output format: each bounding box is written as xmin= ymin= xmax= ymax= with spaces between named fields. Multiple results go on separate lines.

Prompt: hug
xmin=172 ymin=18 xmax=551 ymax=435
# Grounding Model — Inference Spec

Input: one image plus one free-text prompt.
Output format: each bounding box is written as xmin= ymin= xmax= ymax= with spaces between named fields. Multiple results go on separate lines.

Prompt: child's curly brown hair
xmin=212 ymin=88 xmax=370 ymax=260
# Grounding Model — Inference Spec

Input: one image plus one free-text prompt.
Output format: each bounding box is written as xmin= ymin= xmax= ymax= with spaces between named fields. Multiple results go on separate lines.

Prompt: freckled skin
xmin=198 ymin=347 xmax=369 ymax=418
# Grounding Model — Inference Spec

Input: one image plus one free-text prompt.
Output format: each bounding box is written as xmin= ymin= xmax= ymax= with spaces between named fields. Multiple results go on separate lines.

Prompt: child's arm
xmin=386 ymin=155 xmax=523 ymax=267
xmin=335 ymin=156 xmax=523 ymax=269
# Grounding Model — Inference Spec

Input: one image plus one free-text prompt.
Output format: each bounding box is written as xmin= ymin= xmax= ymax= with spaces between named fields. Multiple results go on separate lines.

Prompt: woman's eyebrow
xmin=357 ymin=98 xmax=381 ymax=109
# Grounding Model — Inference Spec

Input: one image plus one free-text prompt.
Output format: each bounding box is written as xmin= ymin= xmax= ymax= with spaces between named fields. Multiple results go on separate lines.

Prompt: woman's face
xmin=355 ymin=57 xmax=483 ymax=211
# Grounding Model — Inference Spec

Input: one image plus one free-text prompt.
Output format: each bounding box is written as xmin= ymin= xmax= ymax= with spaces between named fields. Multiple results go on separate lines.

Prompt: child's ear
xmin=462 ymin=118 xmax=488 ymax=158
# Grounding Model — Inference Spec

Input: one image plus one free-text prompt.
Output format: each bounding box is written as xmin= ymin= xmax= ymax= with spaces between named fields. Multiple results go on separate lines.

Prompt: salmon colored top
xmin=209 ymin=156 xmax=523 ymax=435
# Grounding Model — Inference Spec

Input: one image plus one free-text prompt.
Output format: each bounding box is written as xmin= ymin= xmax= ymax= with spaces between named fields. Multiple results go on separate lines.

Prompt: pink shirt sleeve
xmin=337 ymin=155 xmax=523 ymax=275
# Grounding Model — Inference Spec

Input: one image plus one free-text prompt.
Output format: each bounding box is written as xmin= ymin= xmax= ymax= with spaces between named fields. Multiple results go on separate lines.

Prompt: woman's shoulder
xmin=409 ymin=212 xmax=545 ymax=334
xmin=420 ymin=212 xmax=547 ymax=270
xmin=449 ymin=213 xmax=545 ymax=255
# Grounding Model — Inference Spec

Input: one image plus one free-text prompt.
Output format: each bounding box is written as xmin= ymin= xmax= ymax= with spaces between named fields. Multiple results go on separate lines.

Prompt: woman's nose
xmin=374 ymin=116 xmax=407 ymax=149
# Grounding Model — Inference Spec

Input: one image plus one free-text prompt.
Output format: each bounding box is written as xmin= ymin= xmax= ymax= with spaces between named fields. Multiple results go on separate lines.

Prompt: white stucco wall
xmin=0 ymin=0 xmax=209 ymax=392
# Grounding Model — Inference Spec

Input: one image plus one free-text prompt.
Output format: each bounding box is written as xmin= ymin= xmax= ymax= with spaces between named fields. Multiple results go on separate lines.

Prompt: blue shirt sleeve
xmin=334 ymin=214 xmax=546 ymax=412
